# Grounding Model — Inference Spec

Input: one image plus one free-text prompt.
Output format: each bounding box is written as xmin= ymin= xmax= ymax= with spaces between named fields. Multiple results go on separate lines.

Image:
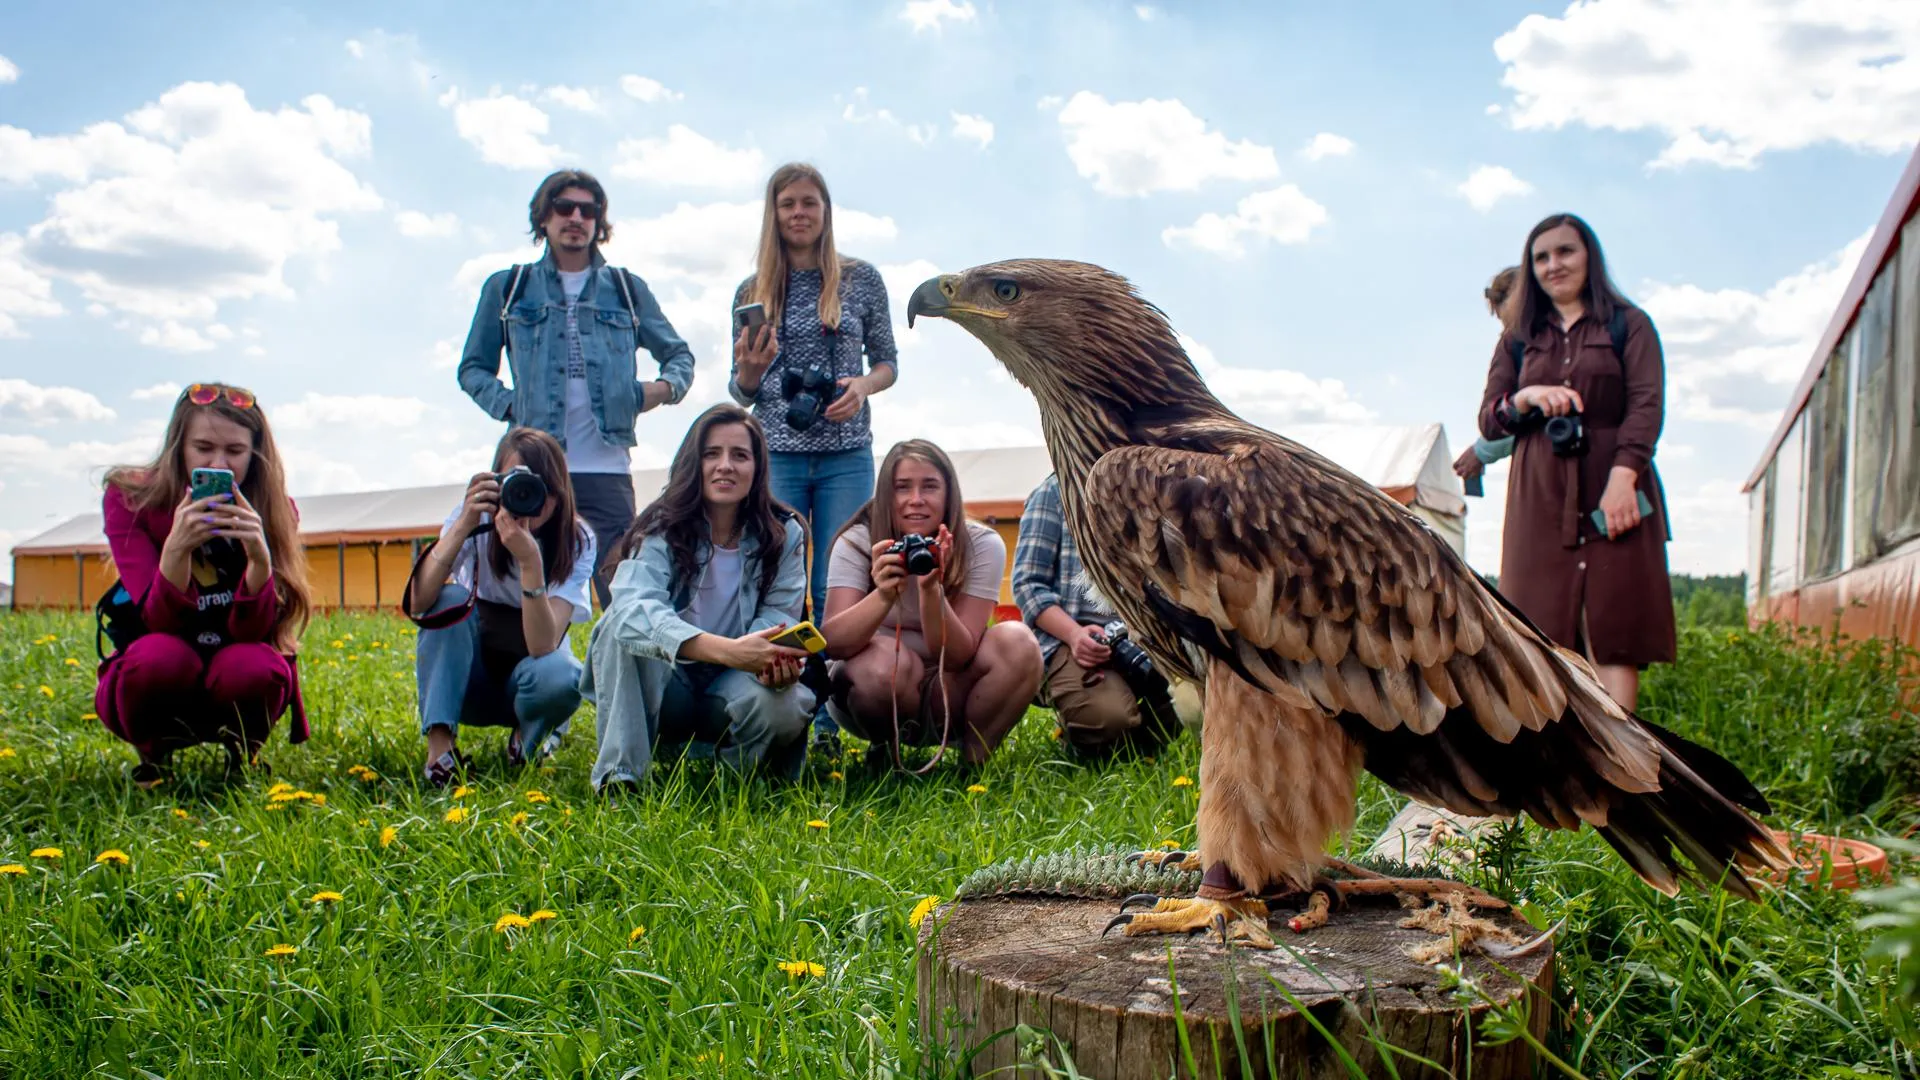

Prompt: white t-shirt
xmin=441 ymin=504 xmax=597 ymax=624
xmin=557 ymin=267 xmax=631 ymax=475
xmin=682 ymin=543 xmax=745 ymax=633
xmin=827 ymin=521 xmax=1006 ymax=634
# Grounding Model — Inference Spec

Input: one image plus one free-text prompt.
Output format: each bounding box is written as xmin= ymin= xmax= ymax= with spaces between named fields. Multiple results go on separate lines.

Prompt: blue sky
xmin=0 ymin=0 xmax=1914 ymax=578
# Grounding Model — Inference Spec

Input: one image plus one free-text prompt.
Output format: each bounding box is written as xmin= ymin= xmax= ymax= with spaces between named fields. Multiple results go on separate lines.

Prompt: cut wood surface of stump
xmin=917 ymin=895 xmax=1553 ymax=1080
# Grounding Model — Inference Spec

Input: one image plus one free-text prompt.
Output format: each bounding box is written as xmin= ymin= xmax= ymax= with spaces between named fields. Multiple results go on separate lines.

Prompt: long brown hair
xmin=1504 ymin=213 xmax=1634 ymax=338
xmin=619 ymin=404 xmax=793 ymax=598
xmin=486 ymin=428 xmax=584 ymax=587
xmin=747 ymin=162 xmax=843 ymax=335
xmin=833 ymin=439 xmax=972 ymax=595
xmin=104 ymin=383 xmax=312 ymax=652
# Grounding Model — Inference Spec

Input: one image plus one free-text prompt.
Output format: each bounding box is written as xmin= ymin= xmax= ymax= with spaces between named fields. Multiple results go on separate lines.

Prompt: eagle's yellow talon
xmin=1112 ymin=896 xmax=1273 ymax=949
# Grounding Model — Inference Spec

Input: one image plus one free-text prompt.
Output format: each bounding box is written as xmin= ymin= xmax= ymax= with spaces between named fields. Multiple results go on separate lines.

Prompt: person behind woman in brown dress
xmin=1477 ymin=213 xmax=1675 ymax=709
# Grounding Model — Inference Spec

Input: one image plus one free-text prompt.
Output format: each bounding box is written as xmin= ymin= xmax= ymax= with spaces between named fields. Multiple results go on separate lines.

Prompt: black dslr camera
xmin=495 ymin=466 xmax=548 ymax=517
xmin=890 ymin=533 xmax=938 ymax=576
xmin=1543 ymin=414 xmax=1588 ymax=458
xmin=781 ymin=364 xmax=845 ymax=431
xmin=1098 ymin=620 xmax=1180 ymax=736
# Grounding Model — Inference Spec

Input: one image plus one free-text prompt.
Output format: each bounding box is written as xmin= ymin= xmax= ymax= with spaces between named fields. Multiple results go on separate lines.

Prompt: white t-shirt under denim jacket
xmin=594 ymin=516 xmax=810 ymax=664
xmin=440 ymin=505 xmax=597 ymax=625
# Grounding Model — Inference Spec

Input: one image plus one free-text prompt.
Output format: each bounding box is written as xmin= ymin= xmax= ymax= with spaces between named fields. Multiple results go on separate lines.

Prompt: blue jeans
xmin=768 ymin=447 xmax=873 ymax=738
xmin=415 ymin=585 xmax=583 ymax=753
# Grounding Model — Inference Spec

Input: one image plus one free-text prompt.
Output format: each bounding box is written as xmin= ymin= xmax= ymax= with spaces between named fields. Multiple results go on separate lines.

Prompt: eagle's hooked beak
xmin=905 ymin=274 xmax=955 ymax=329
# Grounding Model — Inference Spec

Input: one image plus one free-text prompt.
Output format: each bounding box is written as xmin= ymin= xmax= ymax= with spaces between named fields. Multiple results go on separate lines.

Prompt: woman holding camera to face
xmin=584 ymin=404 xmax=814 ymax=791
xmin=407 ymin=428 xmax=595 ymax=786
xmin=729 ymin=163 xmax=899 ymax=752
xmin=1478 ymin=213 xmax=1674 ymax=709
xmin=96 ymin=383 xmax=314 ymax=785
xmin=821 ymin=440 xmax=1043 ymax=767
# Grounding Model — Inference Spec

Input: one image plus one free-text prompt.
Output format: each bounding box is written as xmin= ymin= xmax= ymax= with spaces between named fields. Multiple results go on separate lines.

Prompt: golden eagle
xmin=908 ymin=259 xmax=1790 ymax=946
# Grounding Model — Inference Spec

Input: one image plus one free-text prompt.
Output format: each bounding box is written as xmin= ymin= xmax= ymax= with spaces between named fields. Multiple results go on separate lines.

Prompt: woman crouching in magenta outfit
xmin=95 ymin=382 xmax=314 ymax=786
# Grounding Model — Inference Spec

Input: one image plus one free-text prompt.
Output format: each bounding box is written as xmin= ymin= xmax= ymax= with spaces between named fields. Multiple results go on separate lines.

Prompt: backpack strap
xmin=498 ymin=264 xmax=528 ymax=362
xmin=1507 ymin=336 xmax=1527 ymax=377
xmin=1607 ymin=306 xmax=1630 ymax=364
xmin=611 ymin=266 xmax=640 ymax=323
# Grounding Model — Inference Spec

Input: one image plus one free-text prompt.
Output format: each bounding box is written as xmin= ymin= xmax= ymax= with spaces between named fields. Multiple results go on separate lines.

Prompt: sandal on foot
xmin=131 ymin=759 xmax=170 ymax=789
xmin=423 ymin=749 xmax=468 ymax=788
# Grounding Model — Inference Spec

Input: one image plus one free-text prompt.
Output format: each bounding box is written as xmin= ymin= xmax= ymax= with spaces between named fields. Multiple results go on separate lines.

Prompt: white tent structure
xmin=10 ymin=426 xmax=1469 ymax=609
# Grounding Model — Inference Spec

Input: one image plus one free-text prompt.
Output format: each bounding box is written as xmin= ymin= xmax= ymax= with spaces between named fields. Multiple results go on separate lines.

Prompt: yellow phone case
xmin=771 ymin=621 xmax=828 ymax=654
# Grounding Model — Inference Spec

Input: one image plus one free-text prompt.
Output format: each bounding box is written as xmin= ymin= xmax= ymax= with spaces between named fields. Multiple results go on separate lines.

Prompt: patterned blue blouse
xmin=728 ymin=258 xmax=898 ymax=454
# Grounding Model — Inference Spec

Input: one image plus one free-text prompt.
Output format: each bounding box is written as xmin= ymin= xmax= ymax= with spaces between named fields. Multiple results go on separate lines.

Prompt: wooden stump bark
xmin=917 ymin=895 xmax=1553 ymax=1079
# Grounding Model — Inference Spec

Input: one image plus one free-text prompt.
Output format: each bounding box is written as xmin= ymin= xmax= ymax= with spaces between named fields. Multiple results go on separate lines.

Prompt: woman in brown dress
xmin=1477 ymin=213 xmax=1675 ymax=709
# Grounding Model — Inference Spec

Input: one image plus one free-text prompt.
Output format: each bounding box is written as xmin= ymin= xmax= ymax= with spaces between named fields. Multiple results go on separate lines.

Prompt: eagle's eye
xmin=991 ymin=279 xmax=1020 ymax=303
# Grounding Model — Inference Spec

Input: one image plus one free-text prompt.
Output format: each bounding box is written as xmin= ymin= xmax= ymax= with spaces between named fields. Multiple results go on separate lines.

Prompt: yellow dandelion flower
xmin=828 ymin=770 xmax=843 ymax=781
xmin=310 ymin=794 xmax=327 ymax=807
xmin=346 ymin=654 xmax=359 ymax=661
xmin=346 ymin=765 xmax=377 ymax=782
xmin=493 ymin=912 xmax=531 ymax=933
xmin=443 ymin=807 xmax=470 ymax=824
xmin=1049 ymin=727 xmax=1062 ymax=740
xmin=192 ymin=840 xmax=210 ymax=849
xmin=266 ymin=782 xmax=294 ymax=796
xmin=966 ymin=784 xmax=987 ymax=794
xmin=695 ymin=1052 xmax=724 ymax=1065
xmin=63 ymin=657 xmax=79 ymax=667
xmin=778 ymin=960 xmax=826 ymax=978
xmin=310 ymin=890 xmax=344 ymax=904
xmin=524 ymin=790 xmax=549 ymax=803
xmin=30 ymin=847 xmax=62 ymax=860
xmin=343 ymin=632 xmax=354 ymax=641
xmin=909 ymin=895 xmax=941 ymax=929
xmin=265 ymin=803 xmax=286 ymax=812
xmin=81 ymin=712 xmax=97 ymax=721
xmin=264 ymin=944 xmax=297 ymax=959
xmin=1160 ymin=839 xmax=1181 ymax=849
xmin=268 ymin=791 xmax=306 ymax=803
xmin=36 ymin=685 xmax=53 ymax=698
xmin=379 ymin=826 xmax=397 ymax=848
xmin=528 ymin=909 xmax=557 ymax=923
xmin=171 ymin=808 xmax=190 ymax=820
xmin=0 ymin=748 xmax=15 ymax=759
xmin=1172 ymin=775 xmax=1194 ymax=788
xmin=330 ymin=640 xmax=344 ymax=649
xmin=357 ymin=819 xmax=369 ymax=826
xmin=806 ymin=819 xmax=829 ymax=830
xmin=0 ymin=864 xmax=26 ymax=876
xmin=509 ymin=811 xmax=529 ymax=828
xmin=562 ymin=807 xmax=573 ymax=817
xmin=451 ymin=785 xmax=474 ymax=799
xmin=628 ymin=924 xmax=647 ymax=942
xmin=94 ymin=849 xmax=130 ymax=867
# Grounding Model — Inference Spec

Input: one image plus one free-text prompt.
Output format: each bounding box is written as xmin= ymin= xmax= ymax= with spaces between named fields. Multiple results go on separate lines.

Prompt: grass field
xmin=0 ymin=609 xmax=1914 ymax=1078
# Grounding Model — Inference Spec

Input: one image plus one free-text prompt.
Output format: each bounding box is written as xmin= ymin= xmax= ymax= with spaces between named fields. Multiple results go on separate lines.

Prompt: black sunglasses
xmin=550 ymin=197 xmax=601 ymax=221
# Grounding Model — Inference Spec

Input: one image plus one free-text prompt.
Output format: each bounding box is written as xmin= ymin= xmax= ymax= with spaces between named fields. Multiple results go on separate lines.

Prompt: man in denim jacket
xmin=458 ymin=169 xmax=696 ymax=606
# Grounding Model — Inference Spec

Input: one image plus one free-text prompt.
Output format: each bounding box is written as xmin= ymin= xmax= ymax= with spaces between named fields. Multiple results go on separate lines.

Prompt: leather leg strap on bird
xmin=889 ymin=623 xmax=952 ymax=775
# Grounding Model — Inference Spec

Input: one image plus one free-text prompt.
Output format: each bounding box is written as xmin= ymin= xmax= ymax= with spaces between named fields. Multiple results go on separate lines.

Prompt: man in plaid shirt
xmin=1012 ymin=474 xmax=1179 ymax=758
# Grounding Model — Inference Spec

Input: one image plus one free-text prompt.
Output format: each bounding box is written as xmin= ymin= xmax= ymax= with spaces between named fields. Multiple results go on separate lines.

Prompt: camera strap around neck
xmin=401 ymin=521 xmax=494 ymax=629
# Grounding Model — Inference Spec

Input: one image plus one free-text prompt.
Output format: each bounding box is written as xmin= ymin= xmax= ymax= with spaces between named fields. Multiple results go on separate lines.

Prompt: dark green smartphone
xmin=189 ymin=467 xmax=235 ymax=502
xmin=1590 ymin=491 xmax=1654 ymax=538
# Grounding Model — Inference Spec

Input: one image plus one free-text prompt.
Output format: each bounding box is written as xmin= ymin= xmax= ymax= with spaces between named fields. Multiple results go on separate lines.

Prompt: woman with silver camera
xmin=820 ymin=440 xmax=1043 ymax=767
xmin=1477 ymin=213 xmax=1674 ymax=709
xmin=584 ymin=404 xmax=814 ymax=791
xmin=407 ymin=428 xmax=595 ymax=786
xmin=728 ymin=163 xmax=899 ymax=754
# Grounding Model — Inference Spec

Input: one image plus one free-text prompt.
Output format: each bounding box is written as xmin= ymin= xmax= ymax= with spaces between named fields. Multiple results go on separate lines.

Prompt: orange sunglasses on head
xmin=184 ymin=383 xmax=257 ymax=409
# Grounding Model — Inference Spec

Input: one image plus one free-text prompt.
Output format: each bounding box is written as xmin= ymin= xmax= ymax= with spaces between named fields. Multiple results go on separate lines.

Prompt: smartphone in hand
xmin=189 ymin=467 xmax=235 ymax=502
xmin=1589 ymin=491 xmax=1654 ymax=538
xmin=768 ymin=620 xmax=828 ymax=654
xmin=733 ymin=302 xmax=769 ymax=349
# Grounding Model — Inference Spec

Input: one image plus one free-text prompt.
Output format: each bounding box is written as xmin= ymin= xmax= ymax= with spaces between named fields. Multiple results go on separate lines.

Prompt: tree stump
xmin=917 ymin=895 xmax=1553 ymax=1079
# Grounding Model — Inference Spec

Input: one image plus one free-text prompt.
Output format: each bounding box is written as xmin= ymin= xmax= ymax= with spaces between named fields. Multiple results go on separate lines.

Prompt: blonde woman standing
xmin=729 ymin=162 xmax=899 ymax=751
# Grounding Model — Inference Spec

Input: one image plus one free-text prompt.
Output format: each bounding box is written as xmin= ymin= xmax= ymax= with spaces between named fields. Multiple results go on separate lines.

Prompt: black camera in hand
xmin=1544 ymin=413 xmax=1587 ymax=458
xmin=1099 ymin=620 xmax=1167 ymax=692
xmin=495 ymin=466 xmax=549 ymax=517
xmin=890 ymin=532 xmax=938 ymax=576
xmin=781 ymin=364 xmax=845 ymax=432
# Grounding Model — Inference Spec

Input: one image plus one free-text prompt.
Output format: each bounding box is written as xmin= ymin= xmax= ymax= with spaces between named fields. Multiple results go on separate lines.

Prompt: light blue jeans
xmin=768 ymin=446 xmax=874 ymax=737
xmin=415 ymin=585 xmax=582 ymax=754
xmin=588 ymin=656 xmax=813 ymax=787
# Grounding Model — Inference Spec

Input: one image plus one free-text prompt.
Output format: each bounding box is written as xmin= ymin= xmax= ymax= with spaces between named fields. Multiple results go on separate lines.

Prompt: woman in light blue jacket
xmin=584 ymin=404 xmax=814 ymax=791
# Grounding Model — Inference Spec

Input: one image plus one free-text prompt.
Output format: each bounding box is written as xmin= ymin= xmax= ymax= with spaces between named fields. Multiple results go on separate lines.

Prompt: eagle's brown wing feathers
xmin=1082 ymin=436 xmax=1789 ymax=899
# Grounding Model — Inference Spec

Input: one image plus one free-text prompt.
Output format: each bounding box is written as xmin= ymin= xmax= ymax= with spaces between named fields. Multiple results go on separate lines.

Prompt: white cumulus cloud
xmin=275 ymin=392 xmax=434 ymax=431
xmin=0 ymin=54 xmax=17 ymax=83
xmin=619 ymin=74 xmax=683 ymax=104
xmin=950 ymin=112 xmax=994 ymax=148
xmin=1181 ymin=333 xmax=1373 ymax=426
xmin=541 ymin=85 xmax=600 ymax=113
xmin=130 ymin=382 xmax=181 ymax=401
xmin=901 ymin=0 xmax=977 ymax=32
xmin=344 ymin=39 xmax=364 ymax=59
xmin=0 ymin=234 xmax=63 ymax=337
xmin=1301 ymin=132 xmax=1354 ymax=160
xmin=1455 ymin=165 xmax=1532 ymax=212
xmin=1494 ymin=0 xmax=1920 ymax=169
xmin=843 ymin=88 xmax=937 ymax=145
xmin=1056 ymin=91 xmax=1279 ymax=197
xmin=395 ymin=209 xmax=462 ymax=238
xmin=1162 ymin=185 xmax=1330 ymax=256
xmin=440 ymin=88 xmax=564 ymax=169
xmin=0 ymin=379 xmax=116 ymax=424
xmin=611 ymin=126 xmax=766 ymax=188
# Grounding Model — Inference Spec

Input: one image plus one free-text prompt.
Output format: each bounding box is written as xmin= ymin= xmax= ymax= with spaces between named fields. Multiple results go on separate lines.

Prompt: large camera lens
xmin=1544 ymin=414 xmax=1587 ymax=458
xmin=892 ymin=533 xmax=938 ymax=576
xmin=496 ymin=467 xmax=548 ymax=517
